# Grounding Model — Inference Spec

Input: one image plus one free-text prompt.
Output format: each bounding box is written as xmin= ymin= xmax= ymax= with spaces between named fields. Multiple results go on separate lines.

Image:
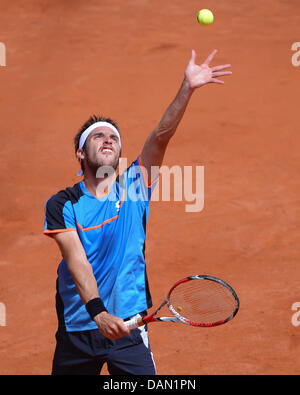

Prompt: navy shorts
xmin=51 ymin=314 xmax=156 ymax=375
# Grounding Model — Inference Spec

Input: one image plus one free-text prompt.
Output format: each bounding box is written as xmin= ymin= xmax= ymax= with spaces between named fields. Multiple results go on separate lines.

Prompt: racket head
xmin=166 ymin=275 xmax=239 ymax=327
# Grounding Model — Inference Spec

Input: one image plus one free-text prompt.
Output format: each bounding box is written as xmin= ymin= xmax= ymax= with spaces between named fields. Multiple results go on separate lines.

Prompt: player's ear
xmin=76 ymin=148 xmax=85 ymax=161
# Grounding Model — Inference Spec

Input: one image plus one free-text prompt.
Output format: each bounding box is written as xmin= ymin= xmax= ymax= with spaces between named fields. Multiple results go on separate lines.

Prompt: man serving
xmin=44 ymin=49 xmax=232 ymax=375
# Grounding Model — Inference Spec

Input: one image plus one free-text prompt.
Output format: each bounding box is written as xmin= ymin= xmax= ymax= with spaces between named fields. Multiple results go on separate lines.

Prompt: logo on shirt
xmin=115 ymin=201 xmax=120 ymax=212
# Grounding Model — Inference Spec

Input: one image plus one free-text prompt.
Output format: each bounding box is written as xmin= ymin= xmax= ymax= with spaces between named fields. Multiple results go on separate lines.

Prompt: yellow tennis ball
xmin=177 ymin=306 xmax=183 ymax=312
xmin=197 ymin=9 xmax=214 ymax=26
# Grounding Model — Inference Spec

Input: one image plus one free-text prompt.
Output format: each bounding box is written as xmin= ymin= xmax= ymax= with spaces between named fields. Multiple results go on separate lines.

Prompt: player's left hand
xmin=184 ymin=49 xmax=232 ymax=89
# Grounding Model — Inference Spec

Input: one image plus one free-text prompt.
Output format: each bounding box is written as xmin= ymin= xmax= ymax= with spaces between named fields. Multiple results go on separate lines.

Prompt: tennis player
xmin=44 ymin=49 xmax=231 ymax=375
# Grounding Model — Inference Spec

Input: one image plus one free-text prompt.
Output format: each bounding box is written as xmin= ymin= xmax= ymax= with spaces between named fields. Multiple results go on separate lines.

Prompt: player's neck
xmin=83 ymin=168 xmax=119 ymax=199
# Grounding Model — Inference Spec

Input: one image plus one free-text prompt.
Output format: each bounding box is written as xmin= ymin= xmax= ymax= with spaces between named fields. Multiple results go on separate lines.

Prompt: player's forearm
xmin=155 ymin=77 xmax=194 ymax=143
xmin=67 ymin=258 xmax=100 ymax=304
xmin=67 ymin=259 xmax=129 ymax=339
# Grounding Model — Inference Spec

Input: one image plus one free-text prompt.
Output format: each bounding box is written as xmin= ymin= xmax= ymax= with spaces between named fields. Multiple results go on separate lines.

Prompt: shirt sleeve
xmin=125 ymin=156 xmax=159 ymax=204
xmin=43 ymin=193 xmax=77 ymax=237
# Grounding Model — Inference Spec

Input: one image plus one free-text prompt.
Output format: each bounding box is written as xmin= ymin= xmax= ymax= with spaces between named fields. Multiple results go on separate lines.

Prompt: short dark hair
xmin=74 ymin=115 xmax=120 ymax=173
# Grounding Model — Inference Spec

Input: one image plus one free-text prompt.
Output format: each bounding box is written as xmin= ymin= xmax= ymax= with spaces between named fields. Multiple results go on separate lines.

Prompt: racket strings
xmin=169 ymin=279 xmax=237 ymax=324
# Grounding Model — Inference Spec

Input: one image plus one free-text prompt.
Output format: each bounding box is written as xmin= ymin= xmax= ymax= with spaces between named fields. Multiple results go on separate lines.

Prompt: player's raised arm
xmin=141 ymin=49 xmax=232 ymax=183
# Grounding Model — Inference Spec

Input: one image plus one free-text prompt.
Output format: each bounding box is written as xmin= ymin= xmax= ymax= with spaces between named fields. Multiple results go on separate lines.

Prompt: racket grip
xmin=125 ymin=315 xmax=144 ymax=330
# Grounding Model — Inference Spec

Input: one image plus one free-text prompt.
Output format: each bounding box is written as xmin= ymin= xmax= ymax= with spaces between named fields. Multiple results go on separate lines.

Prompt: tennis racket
xmin=125 ymin=275 xmax=239 ymax=330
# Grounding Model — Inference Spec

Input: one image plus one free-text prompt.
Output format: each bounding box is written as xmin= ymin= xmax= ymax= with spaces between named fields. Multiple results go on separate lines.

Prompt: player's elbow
xmin=153 ymin=123 xmax=176 ymax=145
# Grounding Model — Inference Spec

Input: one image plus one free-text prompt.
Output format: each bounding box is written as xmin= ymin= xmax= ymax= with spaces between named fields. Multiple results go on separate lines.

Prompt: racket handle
xmin=125 ymin=315 xmax=145 ymax=330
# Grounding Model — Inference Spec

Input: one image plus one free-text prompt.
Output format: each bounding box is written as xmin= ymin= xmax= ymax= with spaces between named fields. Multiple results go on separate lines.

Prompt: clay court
xmin=0 ymin=0 xmax=300 ymax=375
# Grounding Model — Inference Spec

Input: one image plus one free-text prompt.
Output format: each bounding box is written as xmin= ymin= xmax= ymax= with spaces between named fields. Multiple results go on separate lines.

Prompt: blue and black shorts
xmin=51 ymin=313 xmax=156 ymax=375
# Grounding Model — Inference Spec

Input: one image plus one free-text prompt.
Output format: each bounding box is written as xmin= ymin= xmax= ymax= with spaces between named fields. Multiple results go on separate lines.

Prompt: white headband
xmin=79 ymin=121 xmax=121 ymax=150
xmin=77 ymin=121 xmax=121 ymax=176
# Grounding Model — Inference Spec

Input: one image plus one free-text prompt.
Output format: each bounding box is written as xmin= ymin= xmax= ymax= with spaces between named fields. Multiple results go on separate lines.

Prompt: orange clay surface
xmin=0 ymin=0 xmax=300 ymax=375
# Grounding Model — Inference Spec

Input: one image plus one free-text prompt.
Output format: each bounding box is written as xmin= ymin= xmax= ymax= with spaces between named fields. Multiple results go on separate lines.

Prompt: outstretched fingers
xmin=187 ymin=48 xmax=232 ymax=86
xmin=211 ymin=64 xmax=232 ymax=72
xmin=210 ymin=78 xmax=225 ymax=84
xmin=212 ymin=71 xmax=232 ymax=77
xmin=211 ymin=64 xmax=232 ymax=84
xmin=189 ymin=49 xmax=197 ymax=65
xmin=203 ymin=49 xmax=218 ymax=65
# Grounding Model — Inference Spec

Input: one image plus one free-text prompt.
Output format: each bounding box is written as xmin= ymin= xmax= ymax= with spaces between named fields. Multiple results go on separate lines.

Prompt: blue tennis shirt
xmin=44 ymin=156 xmax=158 ymax=332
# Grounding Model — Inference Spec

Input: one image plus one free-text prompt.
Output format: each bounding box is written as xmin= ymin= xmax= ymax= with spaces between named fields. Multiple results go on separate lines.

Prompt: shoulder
xmin=122 ymin=156 xmax=142 ymax=179
xmin=46 ymin=183 xmax=83 ymax=209
xmin=44 ymin=183 xmax=82 ymax=232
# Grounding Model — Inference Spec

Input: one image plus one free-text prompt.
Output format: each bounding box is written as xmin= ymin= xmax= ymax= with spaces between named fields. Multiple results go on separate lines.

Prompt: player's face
xmin=84 ymin=127 xmax=121 ymax=172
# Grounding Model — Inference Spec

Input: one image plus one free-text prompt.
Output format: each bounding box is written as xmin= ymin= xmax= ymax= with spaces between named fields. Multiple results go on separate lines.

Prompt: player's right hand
xmin=94 ymin=311 xmax=130 ymax=340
